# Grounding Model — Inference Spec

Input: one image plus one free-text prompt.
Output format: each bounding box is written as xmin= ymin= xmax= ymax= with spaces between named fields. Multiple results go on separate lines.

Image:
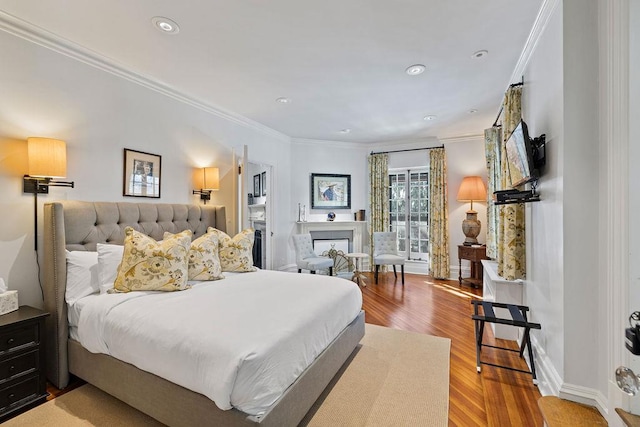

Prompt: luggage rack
xmin=471 ymin=300 xmax=542 ymax=384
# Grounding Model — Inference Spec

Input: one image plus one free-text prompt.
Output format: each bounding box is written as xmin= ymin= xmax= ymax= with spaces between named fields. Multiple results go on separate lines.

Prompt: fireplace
xmin=297 ymin=220 xmax=368 ymax=270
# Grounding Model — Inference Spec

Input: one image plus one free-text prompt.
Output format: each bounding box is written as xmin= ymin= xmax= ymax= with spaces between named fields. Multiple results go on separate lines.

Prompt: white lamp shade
xmin=194 ymin=167 xmax=219 ymax=190
xmin=28 ymin=137 xmax=67 ymax=178
xmin=457 ymin=176 xmax=486 ymax=201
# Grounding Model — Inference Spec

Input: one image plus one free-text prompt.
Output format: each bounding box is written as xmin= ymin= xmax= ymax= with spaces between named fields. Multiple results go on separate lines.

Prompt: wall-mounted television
xmin=505 ymin=120 xmax=544 ymax=188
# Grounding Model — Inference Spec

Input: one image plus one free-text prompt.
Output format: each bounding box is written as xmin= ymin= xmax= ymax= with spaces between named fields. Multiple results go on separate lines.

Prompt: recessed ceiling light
xmin=405 ymin=64 xmax=426 ymax=76
xmin=471 ymin=50 xmax=488 ymax=59
xmin=423 ymin=115 xmax=437 ymax=121
xmin=339 ymin=129 xmax=351 ymax=134
xmin=469 ymin=109 xmax=478 ymax=114
xmin=152 ymin=16 xmax=180 ymax=34
xmin=275 ymin=97 xmax=290 ymax=104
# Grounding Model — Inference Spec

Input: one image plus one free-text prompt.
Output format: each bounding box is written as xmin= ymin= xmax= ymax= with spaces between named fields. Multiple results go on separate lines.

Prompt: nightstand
xmin=458 ymin=245 xmax=488 ymax=288
xmin=0 ymin=306 xmax=49 ymax=422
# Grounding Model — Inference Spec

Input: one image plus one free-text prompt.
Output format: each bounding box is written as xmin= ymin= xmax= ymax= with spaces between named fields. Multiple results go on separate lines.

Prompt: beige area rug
xmin=6 ymin=324 xmax=450 ymax=427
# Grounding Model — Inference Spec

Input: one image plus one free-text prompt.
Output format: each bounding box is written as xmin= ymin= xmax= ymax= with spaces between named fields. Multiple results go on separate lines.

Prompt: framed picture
xmin=310 ymin=173 xmax=351 ymax=209
xmin=261 ymin=171 xmax=267 ymax=196
xmin=123 ymin=149 xmax=161 ymax=198
xmin=253 ymin=174 xmax=261 ymax=197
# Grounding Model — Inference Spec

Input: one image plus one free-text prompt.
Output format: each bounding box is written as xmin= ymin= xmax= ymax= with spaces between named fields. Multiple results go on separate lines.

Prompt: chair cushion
xmin=304 ymin=257 xmax=334 ymax=270
xmin=374 ymin=254 xmax=405 ymax=265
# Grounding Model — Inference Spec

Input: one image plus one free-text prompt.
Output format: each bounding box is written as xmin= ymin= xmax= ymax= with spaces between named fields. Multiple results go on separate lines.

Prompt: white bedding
xmin=75 ymin=270 xmax=362 ymax=416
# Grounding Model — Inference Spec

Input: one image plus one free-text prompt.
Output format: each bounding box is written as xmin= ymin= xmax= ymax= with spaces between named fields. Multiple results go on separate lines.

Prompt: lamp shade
xmin=195 ymin=167 xmax=219 ymax=190
xmin=457 ymin=176 xmax=486 ymax=202
xmin=27 ymin=137 xmax=67 ymax=178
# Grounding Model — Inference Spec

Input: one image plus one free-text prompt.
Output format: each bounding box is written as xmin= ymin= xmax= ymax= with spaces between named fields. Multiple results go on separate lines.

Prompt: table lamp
xmin=457 ymin=176 xmax=486 ymax=245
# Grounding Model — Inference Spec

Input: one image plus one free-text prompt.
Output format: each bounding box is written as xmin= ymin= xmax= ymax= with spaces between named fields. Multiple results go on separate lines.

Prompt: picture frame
xmin=253 ymin=174 xmax=261 ymax=197
xmin=123 ymin=149 xmax=161 ymax=198
xmin=261 ymin=171 xmax=267 ymax=196
xmin=310 ymin=173 xmax=351 ymax=209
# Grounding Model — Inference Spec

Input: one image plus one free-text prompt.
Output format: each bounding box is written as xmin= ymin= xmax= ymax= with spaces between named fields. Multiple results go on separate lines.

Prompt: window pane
xmin=411 ymin=240 xmax=419 ymax=252
xmin=420 ymin=241 xmax=429 ymax=253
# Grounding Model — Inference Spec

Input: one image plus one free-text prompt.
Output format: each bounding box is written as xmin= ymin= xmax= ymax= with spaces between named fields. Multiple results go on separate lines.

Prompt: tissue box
xmin=0 ymin=291 xmax=18 ymax=315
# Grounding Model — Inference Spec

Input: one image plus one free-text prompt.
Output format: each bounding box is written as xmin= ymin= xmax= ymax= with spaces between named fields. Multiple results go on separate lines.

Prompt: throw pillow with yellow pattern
xmin=113 ymin=227 xmax=191 ymax=292
xmin=164 ymin=228 xmax=224 ymax=281
xmin=210 ymin=227 xmax=257 ymax=272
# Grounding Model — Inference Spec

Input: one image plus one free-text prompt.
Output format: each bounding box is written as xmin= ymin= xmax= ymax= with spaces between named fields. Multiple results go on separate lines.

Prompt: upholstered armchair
xmin=292 ymin=234 xmax=334 ymax=275
xmin=373 ymin=231 xmax=405 ymax=285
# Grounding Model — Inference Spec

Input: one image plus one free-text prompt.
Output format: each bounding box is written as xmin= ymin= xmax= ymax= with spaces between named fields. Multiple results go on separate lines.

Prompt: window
xmin=389 ymin=168 xmax=429 ymax=261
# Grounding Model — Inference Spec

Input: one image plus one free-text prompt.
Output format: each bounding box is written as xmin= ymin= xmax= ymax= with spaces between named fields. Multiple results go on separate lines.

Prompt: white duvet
xmin=76 ymin=270 xmax=362 ymax=416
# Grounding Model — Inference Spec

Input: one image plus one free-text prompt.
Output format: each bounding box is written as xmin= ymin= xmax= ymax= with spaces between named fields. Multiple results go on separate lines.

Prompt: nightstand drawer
xmin=0 ymin=375 xmax=39 ymax=411
xmin=458 ymin=245 xmax=486 ymax=261
xmin=0 ymin=350 xmax=38 ymax=383
xmin=0 ymin=324 xmax=39 ymax=354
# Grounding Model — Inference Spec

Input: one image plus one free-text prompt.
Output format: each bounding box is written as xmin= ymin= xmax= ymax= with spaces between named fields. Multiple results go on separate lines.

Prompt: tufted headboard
xmin=42 ymin=201 xmax=226 ymax=389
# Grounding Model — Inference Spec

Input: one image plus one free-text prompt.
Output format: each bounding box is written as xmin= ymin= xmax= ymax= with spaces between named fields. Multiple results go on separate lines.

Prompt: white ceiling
xmin=0 ymin=0 xmax=543 ymax=144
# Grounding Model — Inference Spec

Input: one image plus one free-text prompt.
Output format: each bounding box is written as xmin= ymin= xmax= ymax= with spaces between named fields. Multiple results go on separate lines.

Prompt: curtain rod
xmin=370 ymin=145 xmax=444 ymax=155
xmin=491 ymin=80 xmax=524 ymax=128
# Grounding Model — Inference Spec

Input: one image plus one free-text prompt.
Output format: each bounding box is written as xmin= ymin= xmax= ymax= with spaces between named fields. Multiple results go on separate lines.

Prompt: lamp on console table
xmin=457 ymin=176 xmax=487 ymax=246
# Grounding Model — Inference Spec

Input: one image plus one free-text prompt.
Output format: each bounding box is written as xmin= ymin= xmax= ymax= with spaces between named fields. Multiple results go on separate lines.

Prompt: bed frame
xmin=42 ymin=201 xmax=365 ymax=427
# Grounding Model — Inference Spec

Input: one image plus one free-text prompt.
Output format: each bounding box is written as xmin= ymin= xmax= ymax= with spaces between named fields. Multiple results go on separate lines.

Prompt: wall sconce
xmin=457 ymin=176 xmax=487 ymax=246
xmin=192 ymin=167 xmax=219 ymax=204
xmin=23 ymin=137 xmax=75 ymax=250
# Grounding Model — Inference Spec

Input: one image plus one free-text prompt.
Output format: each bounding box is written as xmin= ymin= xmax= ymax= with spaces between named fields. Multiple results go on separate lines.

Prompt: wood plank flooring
xmin=47 ymin=272 xmax=543 ymax=426
xmin=364 ymin=272 xmax=543 ymax=426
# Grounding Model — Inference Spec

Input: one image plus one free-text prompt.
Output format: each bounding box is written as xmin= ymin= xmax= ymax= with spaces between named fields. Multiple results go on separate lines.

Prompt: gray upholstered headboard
xmin=42 ymin=201 xmax=226 ymax=389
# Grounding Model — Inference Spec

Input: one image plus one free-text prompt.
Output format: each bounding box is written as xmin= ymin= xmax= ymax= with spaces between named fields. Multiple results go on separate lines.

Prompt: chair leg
xmin=329 ymin=266 xmax=333 ymax=276
xmin=375 ymin=265 xmax=379 ymax=284
xmin=298 ymin=269 xmax=302 ymax=273
xmin=393 ymin=265 xmax=397 ymax=279
xmin=401 ymin=265 xmax=405 ymax=285
xmin=310 ymin=270 xmax=316 ymax=274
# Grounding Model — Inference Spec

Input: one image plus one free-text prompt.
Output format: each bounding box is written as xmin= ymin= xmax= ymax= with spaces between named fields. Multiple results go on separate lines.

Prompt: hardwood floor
xmin=363 ymin=271 xmax=543 ymax=426
xmin=47 ymin=271 xmax=543 ymax=426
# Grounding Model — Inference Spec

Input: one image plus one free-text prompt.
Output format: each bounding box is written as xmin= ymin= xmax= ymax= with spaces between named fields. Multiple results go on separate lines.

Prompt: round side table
xmin=345 ymin=252 xmax=368 ymax=287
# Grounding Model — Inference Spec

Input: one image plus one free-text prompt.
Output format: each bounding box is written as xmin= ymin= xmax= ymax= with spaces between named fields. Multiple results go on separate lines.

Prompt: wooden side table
xmin=0 ymin=306 xmax=49 ymax=422
xmin=458 ymin=245 xmax=488 ymax=288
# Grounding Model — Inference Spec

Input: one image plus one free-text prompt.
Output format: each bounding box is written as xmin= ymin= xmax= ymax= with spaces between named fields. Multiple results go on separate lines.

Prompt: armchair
xmin=373 ymin=231 xmax=405 ymax=285
xmin=292 ymin=234 xmax=334 ymax=275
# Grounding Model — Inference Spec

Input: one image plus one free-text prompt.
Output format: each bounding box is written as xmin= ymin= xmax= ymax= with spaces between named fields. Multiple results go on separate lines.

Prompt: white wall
xmin=0 ymin=29 xmax=293 ymax=308
xmin=524 ymin=0 xmax=606 ymax=405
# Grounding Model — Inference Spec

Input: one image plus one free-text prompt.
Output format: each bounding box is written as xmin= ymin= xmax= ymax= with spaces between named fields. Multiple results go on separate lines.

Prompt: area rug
xmin=6 ymin=324 xmax=450 ymax=427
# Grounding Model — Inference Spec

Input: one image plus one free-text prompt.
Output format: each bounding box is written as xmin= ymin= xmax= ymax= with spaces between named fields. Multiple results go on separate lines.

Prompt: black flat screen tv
xmin=505 ymin=120 xmax=539 ymax=188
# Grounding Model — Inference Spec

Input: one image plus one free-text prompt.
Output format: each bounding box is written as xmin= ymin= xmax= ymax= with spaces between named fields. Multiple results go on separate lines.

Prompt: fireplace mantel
xmin=296 ymin=221 xmax=368 ymax=255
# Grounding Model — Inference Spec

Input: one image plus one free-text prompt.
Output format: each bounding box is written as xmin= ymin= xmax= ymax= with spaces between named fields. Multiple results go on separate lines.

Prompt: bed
xmin=42 ymin=201 xmax=365 ymax=427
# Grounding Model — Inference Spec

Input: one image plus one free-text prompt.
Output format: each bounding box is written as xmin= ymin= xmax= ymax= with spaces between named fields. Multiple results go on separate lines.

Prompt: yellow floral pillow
xmin=113 ymin=227 xmax=191 ymax=293
xmin=211 ymin=227 xmax=257 ymax=272
xmin=164 ymin=229 xmax=224 ymax=281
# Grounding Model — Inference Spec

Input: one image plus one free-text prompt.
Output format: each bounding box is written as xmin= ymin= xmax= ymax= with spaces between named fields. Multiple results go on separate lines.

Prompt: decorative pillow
xmin=163 ymin=229 xmax=224 ymax=281
xmin=211 ymin=227 xmax=257 ymax=272
xmin=113 ymin=227 xmax=192 ymax=293
xmin=65 ymin=250 xmax=99 ymax=305
xmin=97 ymin=243 xmax=125 ymax=294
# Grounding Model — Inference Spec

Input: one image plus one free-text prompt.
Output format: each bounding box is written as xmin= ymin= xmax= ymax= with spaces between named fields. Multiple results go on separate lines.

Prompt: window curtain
xmin=497 ymin=86 xmax=526 ymax=280
xmin=368 ymin=153 xmax=389 ymax=260
xmin=428 ymin=147 xmax=450 ymax=279
xmin=484 ymin=127 xmax=501 ymax=259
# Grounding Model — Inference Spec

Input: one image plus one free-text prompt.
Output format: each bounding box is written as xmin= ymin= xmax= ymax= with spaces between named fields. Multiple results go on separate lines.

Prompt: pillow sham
xmin=97 ymin=243 xmax=124 ymax=294
xmin=163 ymin=229 xmax=224 ymax=281
xmin=210 ymin=227 xmax=257 ymax=272
xmin=65 ymin=250 xmax=99 ymax=305
xmin=113 ymin=227 xmax=191 ymax=293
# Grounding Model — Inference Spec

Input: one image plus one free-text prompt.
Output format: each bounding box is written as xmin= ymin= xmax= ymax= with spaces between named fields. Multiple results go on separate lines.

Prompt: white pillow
xmin=65 ymin=250 xmax=99 ymax=305
xmin=97 ymin=243 xmax=125 ymax=294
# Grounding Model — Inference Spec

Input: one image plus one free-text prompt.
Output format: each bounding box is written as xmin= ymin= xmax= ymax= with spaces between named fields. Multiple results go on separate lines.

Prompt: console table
xmin=458 ymin=245 xmax=488 ymax=288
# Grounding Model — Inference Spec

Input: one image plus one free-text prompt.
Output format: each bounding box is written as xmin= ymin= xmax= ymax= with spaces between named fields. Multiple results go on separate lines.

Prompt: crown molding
xmin=509 ymin=0 xmax=560 ymax=85
xmin=0 ymin=11 xmax=290 ymax=143
xmin=439 ymin=134 xmax=484 ymax=144
xmin=292 ymin=138 xmax=368 ymax=150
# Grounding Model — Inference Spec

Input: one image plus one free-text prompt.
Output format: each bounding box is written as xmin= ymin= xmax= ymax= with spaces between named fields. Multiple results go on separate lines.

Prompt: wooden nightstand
xmin=458 ymin=245 xmax=488 ymax=288
xmin=0 ymin=306 xmax=49 ymax=422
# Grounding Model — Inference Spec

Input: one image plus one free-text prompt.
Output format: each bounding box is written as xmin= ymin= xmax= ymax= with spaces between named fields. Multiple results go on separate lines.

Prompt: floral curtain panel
xmin=484 ymin=127 xmax=501 ymax=259
xmin=428 ymin=147 xmax=450 ymax=279
xmin=497 ymin=85 xmax=526 ymax=280
xmin=368 ymin=153 xmax=389 ymax=260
